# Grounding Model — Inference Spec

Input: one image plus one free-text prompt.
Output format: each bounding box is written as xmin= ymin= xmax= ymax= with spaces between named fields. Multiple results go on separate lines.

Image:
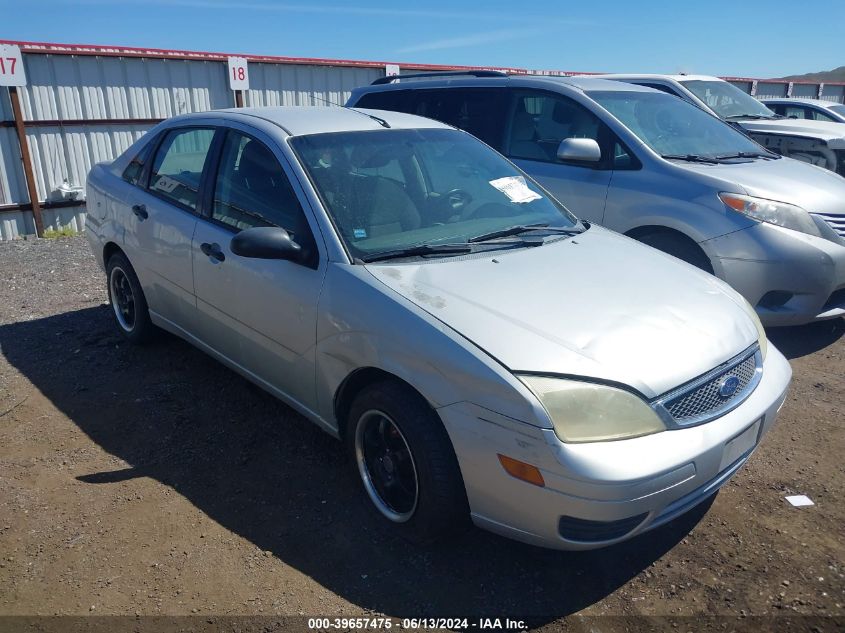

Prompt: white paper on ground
xmin=785 ymin=495 xmax=814 ymax=507
xmin=489 ymin=176 xmax=542 ymax=203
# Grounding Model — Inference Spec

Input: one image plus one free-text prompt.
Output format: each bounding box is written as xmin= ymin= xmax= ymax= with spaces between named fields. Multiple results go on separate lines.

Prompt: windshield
xmin=589 ymin=90 xmax=768 ymax=159
xmin=680 ymin=80 xmax=776 ymax=120
xmin=829 ymin=104 xmax=845 ymax=117
xmin=290 ymin=128 xmax=579 ymax=260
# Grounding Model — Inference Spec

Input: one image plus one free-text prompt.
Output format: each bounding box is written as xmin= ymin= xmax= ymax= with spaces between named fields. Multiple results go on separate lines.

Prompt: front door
xmin=191 ymin=127 xmax=325 ymax=413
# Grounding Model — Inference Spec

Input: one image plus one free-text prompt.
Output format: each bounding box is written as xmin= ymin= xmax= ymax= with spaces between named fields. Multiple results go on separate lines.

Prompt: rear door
xmin=191 ymin=126 xmax=325 ymax=412
xmin=121 ymin=126 xmax=216 ymax=328
xmin=503 ymin=89 xmax=612 ymax=223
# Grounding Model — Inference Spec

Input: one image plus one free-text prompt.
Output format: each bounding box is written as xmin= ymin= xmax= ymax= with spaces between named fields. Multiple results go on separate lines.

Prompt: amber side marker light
xmin=497 ymin=454 xmax=545 ymax=487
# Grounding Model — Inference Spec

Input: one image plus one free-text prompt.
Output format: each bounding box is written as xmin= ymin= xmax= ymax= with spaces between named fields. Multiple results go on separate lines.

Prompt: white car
xmin=601 ymin=74 xmax=845 ymax=176
xmin=762 ymin=98 xmax=845 ymax=124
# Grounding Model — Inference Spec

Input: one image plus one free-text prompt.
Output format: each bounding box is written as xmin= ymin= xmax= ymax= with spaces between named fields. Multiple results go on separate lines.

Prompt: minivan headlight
xmin=719 ymin=193 xmax=821 ymax=238
xmin=518 ymin=376 xmax=666 ymax=443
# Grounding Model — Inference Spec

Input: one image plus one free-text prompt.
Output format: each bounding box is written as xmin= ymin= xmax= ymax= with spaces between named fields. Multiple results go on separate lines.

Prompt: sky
xmin=1 ymin=0 xmax=842 ymax=78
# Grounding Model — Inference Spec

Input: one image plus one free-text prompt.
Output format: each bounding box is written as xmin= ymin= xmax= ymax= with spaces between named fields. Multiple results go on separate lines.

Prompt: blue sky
xmin=1 ymin=0 xmax=842 ymax=78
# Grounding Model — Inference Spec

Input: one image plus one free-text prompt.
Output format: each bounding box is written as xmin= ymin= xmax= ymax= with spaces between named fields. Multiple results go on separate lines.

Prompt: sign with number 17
xmin=228 ymin=56 xmax=249 ymax=91
xmin=0 ymin=44 xmax=27 ymax=87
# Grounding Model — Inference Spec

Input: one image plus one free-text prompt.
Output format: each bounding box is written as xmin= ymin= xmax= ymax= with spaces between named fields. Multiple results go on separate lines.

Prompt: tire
xmin=636 ymin=231 xmax=714 ymax=274
xmin=346 ymin=379 xmax=469 ymax=544
xmin=106 ymin=252 xmax=155 ymax=344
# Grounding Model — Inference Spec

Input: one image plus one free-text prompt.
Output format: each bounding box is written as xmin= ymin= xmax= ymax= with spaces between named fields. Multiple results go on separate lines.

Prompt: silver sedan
xmin=85 ymin=106 xmax=791 ymax=550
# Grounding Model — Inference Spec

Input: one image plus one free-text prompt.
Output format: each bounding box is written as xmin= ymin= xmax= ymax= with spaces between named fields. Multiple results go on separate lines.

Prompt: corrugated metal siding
xmin=245 ymin=62 xmax=381 ymax=108
xmin=26 ymin=124 xmax=152 ymax=201
xmin=821 ymin=85 xmax=845 ymax=103
xmin=755 ymin=82 xmax=789 ymax=99
xmin=0 ymin=128 xmax=28 ymax=206
xmin=0 ymin=210 xmax=35 ymax=240
xmin=792 ymin=83 xmax=819 ymax=98
xmin=42 ymin=206 xmax=86 ymax=233
xmin=17 ymin=54 xmax=233 ymax=120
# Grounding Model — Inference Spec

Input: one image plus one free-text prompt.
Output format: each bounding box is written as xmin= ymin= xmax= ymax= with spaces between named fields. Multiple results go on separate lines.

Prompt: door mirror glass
xmin=230 ymin=226 xmax=302 ymax=260
xmin=557 ymin=138 xmax=602 ymax=163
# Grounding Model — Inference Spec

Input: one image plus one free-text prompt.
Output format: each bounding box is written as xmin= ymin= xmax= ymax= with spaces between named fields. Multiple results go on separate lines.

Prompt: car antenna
xmin=310 ymin=94 xmax=391 ymax=128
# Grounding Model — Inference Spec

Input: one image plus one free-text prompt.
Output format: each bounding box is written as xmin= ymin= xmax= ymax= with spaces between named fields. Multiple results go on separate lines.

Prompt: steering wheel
xmin=444 ymin=188 xmax=472 ymax=212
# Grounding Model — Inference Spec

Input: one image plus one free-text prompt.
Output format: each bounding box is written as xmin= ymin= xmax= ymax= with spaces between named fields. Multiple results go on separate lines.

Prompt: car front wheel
xmin=346 ymin=380 xmax=469 ymax=544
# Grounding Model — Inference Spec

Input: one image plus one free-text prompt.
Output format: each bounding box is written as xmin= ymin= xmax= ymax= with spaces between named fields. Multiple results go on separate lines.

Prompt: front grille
xmin=657 ymin=348 xmax=761 ymax=427
xmin=814 ymin=212 xmax=845 ymax=239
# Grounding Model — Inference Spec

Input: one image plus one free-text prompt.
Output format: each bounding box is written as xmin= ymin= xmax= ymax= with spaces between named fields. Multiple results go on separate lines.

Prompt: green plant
xmin=42 ymin=225 xmax=78 ymax=239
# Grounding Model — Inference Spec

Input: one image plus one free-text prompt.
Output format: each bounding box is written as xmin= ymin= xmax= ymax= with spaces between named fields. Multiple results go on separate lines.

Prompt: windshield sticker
xmin=353 ymin=228 xmax=368 ymax=239
xmin=489 ymin=176 xmax=542 ymax=204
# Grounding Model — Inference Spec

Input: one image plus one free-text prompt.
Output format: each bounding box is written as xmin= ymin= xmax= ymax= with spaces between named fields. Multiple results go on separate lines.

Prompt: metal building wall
xmin=246 ymin=62 xmax=381 ymax=108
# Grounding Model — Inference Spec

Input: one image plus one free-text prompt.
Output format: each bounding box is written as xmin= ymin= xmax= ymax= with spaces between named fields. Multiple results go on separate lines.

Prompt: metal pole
xmin=235 ymin=89 xmax=244 ymax=108
xmin=9 ymin=85 xmax=43 ymax=237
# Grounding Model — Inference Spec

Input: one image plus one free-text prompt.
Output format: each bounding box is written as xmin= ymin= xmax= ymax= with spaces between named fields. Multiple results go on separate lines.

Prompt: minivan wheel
xmin=635 ymin=231 xmax=714 ymax=274
xmin=106 ymin=253 xmax=154 ymax=343
xmin=346 ymin=380 xmax=469 ymax=544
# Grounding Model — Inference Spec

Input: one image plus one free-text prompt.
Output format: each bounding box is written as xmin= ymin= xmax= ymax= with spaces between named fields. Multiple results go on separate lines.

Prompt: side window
xmin=639 ymin=82 xmax=682 ymax=97
xmin=507 ymin=91 xmax=605 ymax=165
xmin=148 ymin=128 xmax=215 ymax=210
xmin=402 ymin=89 xmax=509 ymax=150
xmin=211 ymin=131 xmax=316 ymax=256
xmin=784 ymin=106 xmax=807 ymax=119
xmin=122 ymin=140 xmax=154 ymax=186
xmin=612 ymin=142 xmax=640 ymax=170
xmin=810 ymin=109 xmax=836 ymax=122
xmin=354 ymin=90 xmax=410 ymax=113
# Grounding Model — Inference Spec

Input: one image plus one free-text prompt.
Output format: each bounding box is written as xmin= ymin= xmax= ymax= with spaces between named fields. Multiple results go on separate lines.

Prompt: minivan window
xmin=356 ymin=88 xmax=509 ymax=150
xmin=680 ymin=80 xmax=776 ymax=120
xmin=590 ymin=90 xmax=768 ymax=159
xmin=508 ymin=91 xmax=604 ymax=164
xmin=291 ymin=128 xmax=579 ymax=260
xmin=148 ymin=128 xmax=215 ymax=211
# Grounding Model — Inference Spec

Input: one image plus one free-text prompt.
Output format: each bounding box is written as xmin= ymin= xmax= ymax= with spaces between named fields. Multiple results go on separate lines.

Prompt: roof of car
xmin=760 ymin=98 xmax=836 ymax=108
xmin=355 ymin=73 xmax=657 ymax=94
xmin=209 ymin=105 xmax=454 ymax=136
xmin=597 ymin=73 xmax=721 ymax=83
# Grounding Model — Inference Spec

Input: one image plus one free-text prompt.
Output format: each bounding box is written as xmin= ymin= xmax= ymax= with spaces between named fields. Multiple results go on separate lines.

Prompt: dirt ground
xmin=0 ymin=235 xmax=843 ymax=631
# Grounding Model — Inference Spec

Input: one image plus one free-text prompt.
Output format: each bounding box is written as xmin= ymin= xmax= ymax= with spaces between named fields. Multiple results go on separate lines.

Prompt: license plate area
xmin=719 ymin=417 xmax=762 ymax=471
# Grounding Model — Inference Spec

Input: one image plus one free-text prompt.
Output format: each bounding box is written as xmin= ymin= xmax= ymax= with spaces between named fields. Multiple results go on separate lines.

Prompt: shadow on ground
xmin=0 ymin=306 xmax=716 ymax=621
xmin=766 ymin=318 xmax=844 ymax=360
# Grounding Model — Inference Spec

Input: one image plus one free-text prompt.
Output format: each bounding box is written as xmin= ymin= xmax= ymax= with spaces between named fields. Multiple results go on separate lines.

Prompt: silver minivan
xmin=86 ymin=106 xmax=791 ymax=550
xmin=349 ymin=73 xmax=845 ymax=326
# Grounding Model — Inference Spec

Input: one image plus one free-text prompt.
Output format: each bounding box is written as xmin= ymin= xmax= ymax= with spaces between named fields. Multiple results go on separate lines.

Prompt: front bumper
xmin=437 ymin=345 xmax=792 ymax=550
xmin=702 ymin=222 xmax=845 ymax=326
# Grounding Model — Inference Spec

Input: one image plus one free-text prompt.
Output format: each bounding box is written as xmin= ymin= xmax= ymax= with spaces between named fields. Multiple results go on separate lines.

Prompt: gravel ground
xmin=0 ymin=235 xmax=843 ymax=632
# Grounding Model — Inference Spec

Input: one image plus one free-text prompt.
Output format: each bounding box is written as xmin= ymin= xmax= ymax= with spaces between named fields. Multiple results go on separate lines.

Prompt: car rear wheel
xmin=346 ymin=380 xmax=469 ymax=544
xmin=106 ymin=253 xmax=155 ymax=344
xmin=635 ymin=230 xmax=714 ymax=274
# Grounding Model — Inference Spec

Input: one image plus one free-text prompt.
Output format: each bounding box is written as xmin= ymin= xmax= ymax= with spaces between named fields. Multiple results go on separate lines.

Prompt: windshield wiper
xmin=714 ymin=150 xmax=778 ymax=160
xmin=360 ymin=243 xmax=472 ymax=263
xmin=724 ymin=114 xmax=776 ymax=121
xmin=660 ymin=153 xmax=721 ymax=164
xmin=468 ymin=223 xmax=582 ymax=243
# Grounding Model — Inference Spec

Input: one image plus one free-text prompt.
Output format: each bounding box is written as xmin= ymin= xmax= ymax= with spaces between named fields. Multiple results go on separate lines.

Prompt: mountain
xmin=776 ymin=67 xmax=845 ymax=82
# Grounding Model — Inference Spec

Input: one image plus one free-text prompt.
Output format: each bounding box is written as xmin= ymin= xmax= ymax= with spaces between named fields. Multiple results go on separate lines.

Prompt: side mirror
xmin=557 ymin=138 xmax=602 ymax=164
xmin=230 ymin=226 xmax=302 ymax=261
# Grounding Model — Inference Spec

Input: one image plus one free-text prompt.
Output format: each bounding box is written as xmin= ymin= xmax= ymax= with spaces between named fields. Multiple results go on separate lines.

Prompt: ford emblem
xmin=718 ymin=375 xmax=740 ymax=398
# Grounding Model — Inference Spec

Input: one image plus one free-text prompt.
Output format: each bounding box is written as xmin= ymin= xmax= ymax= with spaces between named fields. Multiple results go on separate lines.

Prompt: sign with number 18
xmin=227 ymin=57 xmax=249 ymax=91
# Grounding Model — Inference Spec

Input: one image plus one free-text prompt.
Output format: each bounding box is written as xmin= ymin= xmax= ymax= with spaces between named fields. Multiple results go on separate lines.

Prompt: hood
xmin=673 ymin=155 xmax=845 ymax=217
xmin=738 ymin=118 xmax=845 ymax=148
xmin=366 ymin=227 xmax=758 ymax=399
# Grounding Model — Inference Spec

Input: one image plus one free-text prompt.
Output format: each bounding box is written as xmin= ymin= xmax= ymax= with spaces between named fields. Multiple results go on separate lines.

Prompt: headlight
xmin=519 ymin=376 xmax=666 ymax=443
xmin=740 ymin=296 xmax=768 ymax=361
xmin=719 ymin=192 xmax=821 ymax=238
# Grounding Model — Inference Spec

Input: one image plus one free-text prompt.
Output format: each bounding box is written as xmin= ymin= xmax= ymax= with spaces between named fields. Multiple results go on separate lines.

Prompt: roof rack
xmin=371 ymin=70 xmax=508 ymax=85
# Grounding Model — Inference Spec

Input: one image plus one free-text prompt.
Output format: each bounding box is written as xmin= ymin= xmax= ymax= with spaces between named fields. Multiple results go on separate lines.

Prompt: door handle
xmin=131 ymin=204 xmax=148 ymax=220
xmin=200 ymin=242 xmax=225 ymax=262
